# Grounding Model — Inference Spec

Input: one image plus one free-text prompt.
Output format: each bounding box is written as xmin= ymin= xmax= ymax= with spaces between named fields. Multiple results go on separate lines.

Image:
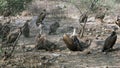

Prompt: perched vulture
xmin=63 ymin=28 xmax=83 ymax=51
xmin=117 ymin=15 xmax=120 ymax=21
xmin=5 ymin=19 xmax=11 ymax=24
xmin=115 ymin=21 xmax=120 ymax=27
xmin=44 ymin=40 xmax=57 ymax=51
xmin=34 ymin=33 xmax=57 ymax=51
xmin=0 ymin=23 xmax=3 ymax=38
xmin=95 ymin=8 xmax=107 ymax=23
xmin=3 ymin=10 xmax=11 ymax=17
xmin=102 ymin=30 xmax=117 ymax=52
xmin=22 ymin=20 xmax=30 ymax=37
xmin=1 ymin=23 xmax=11 ymax=42
xmin=115 ymin=15 xmax=120 ymax=27
xmin=34 ymin=33 xmax=46 ymax=50
xmin=0 ymin=23 xmax=2 ymax=32
xmin=95 ymin=12 xmax=105 ymax=22
xmin=3 ymin=51 xmax=10 ymax=61
xmin=63 ymin=34 xmax=75 ymax=51
xmin=49 ymin=22 xmax=60 ymax=35
xmin=79 ymin=13 xmax=88 ymax=23
xmin=6 ymin=27 xmax=22 ymax=46
xmin=36 ymin=9 xmax=46 ymax=26
xmin=63 ymin=28 xmax=92 ymax=51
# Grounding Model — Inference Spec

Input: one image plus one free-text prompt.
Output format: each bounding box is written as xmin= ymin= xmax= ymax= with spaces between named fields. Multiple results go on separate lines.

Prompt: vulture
xmin=79 ymin=13 xmax=88 ymax=23
xmin=63 ymin=28 xmax=92 ymax=51
xmin=3 ymin=51 xmax=11 ymax=61
xmin=102 ymin=30 xmax=117 ymax=52
xmin=63 ymin=34 xmax=83 ymax=51
xmin=0 ymin=23 xmax=2 ymax=32
xmin=22 ymin=20 xmax=30 ymax=37
xmin=34 ymin=33 xmax=57 ymax=51
xmin=36 ymin=9 xmax=46 ymax=27
xmin=3 ymin=10 xmax=11 ymax=17
xmin=115 ymin=15 xmax=120 ymax=27
xmin=5 ymin=19 xmax=11 ymax=25
xmin=95 ymin=12 xmax=105 ymax=22
xmin=63 ymin=34 xmax=77 ymax=51
xmin=0 ymin=23 xmax=3 ymax=38
xmin=6 ymin=27 xmax=22 ymax=46
xmin=49 ymin=22 xmax=60 ymax=35
xmin=1 ymin=23 xmax=11 ymax=42
xmin=95 ymin=8 xmax=107 ymax=23
xmin=34 ymin=33 xmax=46 ymax=50
xmin=63 ymin=28 xmax=83 ymax=51
xmin=117 ymin=15 xmax=120 ymax=21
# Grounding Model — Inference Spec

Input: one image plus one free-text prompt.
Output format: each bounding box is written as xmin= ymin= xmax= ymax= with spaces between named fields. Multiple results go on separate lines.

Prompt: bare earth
xmin=0 ymin=0 xmax=120 ymax=68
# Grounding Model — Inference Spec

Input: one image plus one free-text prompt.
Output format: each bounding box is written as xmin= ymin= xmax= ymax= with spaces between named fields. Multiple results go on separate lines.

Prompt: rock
xmin=57 ymin=26 xmax=74 ymax=34
xmin=49 ymin=22 xmax=60 ymax=35
xmin=22 ymin=20 xmax=30 ymax=38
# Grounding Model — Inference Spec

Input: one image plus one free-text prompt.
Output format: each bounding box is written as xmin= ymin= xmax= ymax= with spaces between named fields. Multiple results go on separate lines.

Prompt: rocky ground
xmin=0 ymin=0 xmax=120 ymax=68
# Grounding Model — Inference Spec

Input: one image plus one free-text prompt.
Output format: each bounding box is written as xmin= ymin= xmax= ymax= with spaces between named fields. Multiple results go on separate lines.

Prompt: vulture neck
xmin=111 ymin=31 xmax=116 ymax=36
xmin=71 ymin=28 xmax=77 ymax=37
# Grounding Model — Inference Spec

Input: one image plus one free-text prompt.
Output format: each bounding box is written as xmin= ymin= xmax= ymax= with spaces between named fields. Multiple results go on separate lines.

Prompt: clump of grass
xmin=69 ymin=0 xmax=117 ymax=13
xmin=0 ymin=0 xmax=32 ymax=16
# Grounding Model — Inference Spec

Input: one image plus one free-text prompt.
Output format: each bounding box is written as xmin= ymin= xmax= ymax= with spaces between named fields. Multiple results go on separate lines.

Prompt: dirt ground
xmin=0 ymin=16 xmax=120 ymax=68
xmin=0 ymin=0 xmax=120 ymax=68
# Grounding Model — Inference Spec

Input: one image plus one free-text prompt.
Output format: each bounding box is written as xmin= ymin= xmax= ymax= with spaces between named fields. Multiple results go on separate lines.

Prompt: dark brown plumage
xmin=49 ymin=22 xmax=60 ymax=35
xmin=0 ymin=23 xmax=3 ymax=38
xmin=115 ymin=21 xmax=120 ymax=27
xmin=44 ymin=40 xmax=57 ymax=51
xmin=79 ymin=13 xmax=88 ymax=23
xmin=117 ymin=15 xmax=120 ymax=21
xmin=3 ymin=51 xmax=11 ymax=61
xmin=115 ymin=15 xmax=120 ymax=27
xmin=63 ymin=34 xmax=83 ymax=51
xmin=71 ymin=35 xmax=84 ymax=51
xmin=3 ymin=10 xmax=11 ymax=17
xmin=34 ymin=33 xmax=45 ymax=50
xmin=1 ymin=23 xmax=11 ymax=42
xmin=0 ymin=23 xmax=2 ymax=32
xmin=22 ymin=20 xmax=30 ymax=37
xmin=34 ymin=33 xmax=57 ymax=51
xmin=6 ymin=27 xmax=22 ymax=45
xmin=102 ymin=31 xmax=117 ymax=52
xmin=36 ymin=9 xmax=46 ymax=26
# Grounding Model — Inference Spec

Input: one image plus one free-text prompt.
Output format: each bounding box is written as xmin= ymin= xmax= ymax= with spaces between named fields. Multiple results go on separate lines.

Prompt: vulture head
xmin=79 ymin=12 xmax=88 ymax=23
